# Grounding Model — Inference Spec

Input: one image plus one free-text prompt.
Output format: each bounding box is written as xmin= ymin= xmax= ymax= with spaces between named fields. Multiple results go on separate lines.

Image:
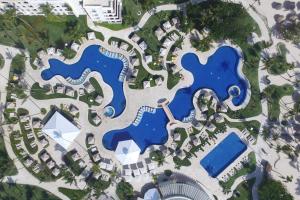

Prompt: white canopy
xmin=42 ymin=111 xmax=80 ymax=150
xmin=115 ymin=140 xmax=141 ymax=165
xmin=144 ymin=188 xmax=161 ymax=200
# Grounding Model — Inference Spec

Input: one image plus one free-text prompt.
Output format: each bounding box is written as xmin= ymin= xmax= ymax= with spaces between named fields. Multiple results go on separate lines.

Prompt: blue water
xmin=41 ymin=45 xmax=249 ymax=154
xmin=200 ymin=132 xmax=247 ymax=177
xmin=169 ymin=46 xmax=247 ymax=121
xmin=41 ymin=45 xmax=125 ymax=117
xmin=102 ymin=109 xmax=168 ymax=153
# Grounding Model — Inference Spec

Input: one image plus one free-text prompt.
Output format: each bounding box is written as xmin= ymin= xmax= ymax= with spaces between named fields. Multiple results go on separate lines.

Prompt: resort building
xmin=141 ymin=178 xmax=212 ymax=200
xmin=0 ymin=0 xmax=122 ymax=23
xmin=83 ymin=0 xmax=122 ymax=23
xmin=42 ymin=111 xmax=80 ymax=150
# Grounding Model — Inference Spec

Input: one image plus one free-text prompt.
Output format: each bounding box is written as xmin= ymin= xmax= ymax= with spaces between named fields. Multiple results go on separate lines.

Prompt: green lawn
xmin=173 ymin=128 xmax=187 ymax=149
xmin=136 ymin=11 xmax=181 ymax=65
xmin=186 ymin=0 xmax=264 ymax=119
xmin=258 ymin=176 xmax=293 ymax=200
xmin=228 ymin=178 xmax=256 ymax=200
xmin=0 ymin=183 xmax=60 ymax=200
xmin=108 ymin=37 xmax=133 ymax=50
xmin=30 ymin=82 xmax=78 ymax=100
xmin=0 ymin=14 xmax=103 ymax=63
xmin=220 ymin=152 xmax=256 ymax=192
xmin=0 ymin=134 xmax=17 ymax=179
xmin=19 ymin=121 xmax=38 ymax=155
xmin=227 ymin=120 xmax=261 ymax=139
xmin=173 ymin=155 xmax=191 ymax=169
xmin=6 ymin=54 xmax=27 ymax=99
xmin=167 ymin=71 xmax=181 ymax=89
xmin=88 ymin=109 xmax=101 ymax=126
xmin=63 ymin=152 xmax=85 ymax=176
xmin=264 ymin=54 xmax=294 ymax=75
xmin=263 ymin=84 xmax=294 ymax=121
xmin=79 ymin=77 xmax=103 ymax=107
xmin=129 ymin=49 xmax=162 ymax=89
xmin=58 ymin=187 xmax=89 ymax=200
xmin=10 ymin=131 xmax=58 ymax=182
xmin=0 ymin=53 xmax=4 ymax=69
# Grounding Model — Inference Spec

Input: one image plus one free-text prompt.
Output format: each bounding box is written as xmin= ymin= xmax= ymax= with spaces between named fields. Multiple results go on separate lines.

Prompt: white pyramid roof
xmin=42 ymin=111 xmax=80 ymax=150
xmin=115 ymin=140 xmax=141 ymax=165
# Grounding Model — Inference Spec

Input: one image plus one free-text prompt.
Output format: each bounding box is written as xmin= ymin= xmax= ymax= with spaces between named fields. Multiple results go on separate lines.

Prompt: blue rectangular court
xmin=200 ymin=132 xmax=247 ymax=177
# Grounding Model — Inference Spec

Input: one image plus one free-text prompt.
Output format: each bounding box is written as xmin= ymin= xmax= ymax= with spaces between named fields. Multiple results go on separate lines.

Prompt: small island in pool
xmin=102 ymin=46 xmax=249 ymax=154
xmin=41 ymin=45 xmax=126 ymax=117
xmin=169 ymin=46 xmax=248 ymax=121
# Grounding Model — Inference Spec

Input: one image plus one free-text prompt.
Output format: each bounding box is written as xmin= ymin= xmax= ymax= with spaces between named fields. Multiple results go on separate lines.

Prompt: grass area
xmin=30 ymin=82 xmax=78 ymax=100
xmin=0 ymin=14 xmax=103 ymax=62
xmin=108 ymin=37 xmax=133 ymax=50
xmin=3 ymin=108 xmax=18 ymax=124
xmin=19 ymin=121 xmax=38 ymax=154
xmin=227 ymin=120 xmax=261 ymax=139
xmin=228 ymin=178 xmax=256 ymax=200
xmin=63 ymin=152 xmax=85 ymax=176
xmin=6 ymin=54 xmax=27 ymax=99
xmin=263 ymin=84 xmax=294 ymax=121
xmin=186 ymin=0 xmax=265 ymax=119
xmin=0 ymin=183 xmax=60 ymax=200
xmin=219 ymin=152 xmax=256 ymax=192
xmin=0 ymin=53 xmax=4 ymax=69
xmin=258 ymin=176 xmax=293 ymax=200
xmin=98 ymin=22 xmax=130 ymax=31
xmin=136 ymin=11 xmax=181 ymax=64
xmin=79 ymin=77 xmax=103 ymax=107
xmin=10 ymin=131 xmax=58 ymax=182
xmin=264 ymin=54 xmax=294 ymax=75
xmin=167 ymin=71 xmax=181 ymax=89
xmin=129 ymin=49 xmax=161 ymax=89
xmin=173 ymin=128 xmax=187 ymax=149
xmin=0 ymin=134 xmax=17 ymax=178
xmin=88 ymin=109 xmax=101 ymax=126
xmin=58 ymin=187 xmax=89 ymax=200
xmin=173 ymin=155 xmax=191 ymax=169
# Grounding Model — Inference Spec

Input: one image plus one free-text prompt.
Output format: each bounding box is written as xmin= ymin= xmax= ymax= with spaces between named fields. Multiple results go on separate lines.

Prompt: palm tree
xmin=61 ymin=168 xmax=77 ymax=186
xmin=40 ymin=3 xmax=53 ymax=17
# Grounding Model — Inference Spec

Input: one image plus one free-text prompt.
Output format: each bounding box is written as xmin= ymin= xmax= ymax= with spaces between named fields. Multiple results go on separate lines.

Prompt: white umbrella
xmin=144 ymin=188 xmax=161 ymax=200
xmin=115 ymin=140 xmax=141 ymax=165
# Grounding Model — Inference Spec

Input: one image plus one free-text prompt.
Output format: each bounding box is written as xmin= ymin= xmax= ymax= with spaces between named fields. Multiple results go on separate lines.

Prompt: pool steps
xmin=132 ymin=106 xmax=156 ymax=126
xmin=182 ymin=109 xmax=196 ymax=123
xmin=66 ymin=68 xmax=91 ymax=85
xmin=99 ymin=47 xmax=129 ymax=82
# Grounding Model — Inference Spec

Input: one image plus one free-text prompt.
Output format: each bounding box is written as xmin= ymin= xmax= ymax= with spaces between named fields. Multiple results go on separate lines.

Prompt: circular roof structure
xmin=158 ymin=182 xmax=212 ymax=200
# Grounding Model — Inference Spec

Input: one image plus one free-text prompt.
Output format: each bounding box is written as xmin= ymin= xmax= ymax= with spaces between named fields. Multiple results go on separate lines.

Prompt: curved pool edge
xmin=177 ymin=41 xmax=251 ymax=111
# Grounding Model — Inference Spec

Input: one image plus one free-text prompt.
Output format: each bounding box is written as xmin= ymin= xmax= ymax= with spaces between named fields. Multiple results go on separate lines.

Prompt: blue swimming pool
xmin=102 ymin=108 xmax=168 ymax=153
xmin=41 ymin=45 xmax=126 ymax=117
xmin=200 ymin=133 xmax=247 ymax=177
xmin=169 ymin=46 xmax=247 ymax=121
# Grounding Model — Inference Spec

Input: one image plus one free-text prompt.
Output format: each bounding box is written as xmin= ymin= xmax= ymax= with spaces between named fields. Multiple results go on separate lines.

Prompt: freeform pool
xmin=102 ymin=108 xmax=169 ymax=153
xmin=200 ymin=132 xmax=247 ymax=177
xmin=41 ymin=45 xmax=126 ymax=117
xmin=169 ymin=46 xmax=248 ymax=121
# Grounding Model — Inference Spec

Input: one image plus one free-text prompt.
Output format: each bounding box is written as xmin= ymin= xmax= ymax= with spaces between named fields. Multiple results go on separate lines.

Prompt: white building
xmin=0 ymin=0 xmax=122 ymax=23
xmin=0 ymin=0 xmax=74 ymax=16
xmin=83 ymin=0 xmax=122 ymax=23
xmin=42 ymin=111 xmax=80 ymax=150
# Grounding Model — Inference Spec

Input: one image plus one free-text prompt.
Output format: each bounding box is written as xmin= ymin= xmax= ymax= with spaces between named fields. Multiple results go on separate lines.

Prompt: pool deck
xmin=2 ymin=0 xmax=300 ymax=197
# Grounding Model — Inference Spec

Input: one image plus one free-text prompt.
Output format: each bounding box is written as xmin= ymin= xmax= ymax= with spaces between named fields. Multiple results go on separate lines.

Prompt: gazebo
xmin=42 ymin=111 xmax=80 ymax=150
xmin=115 ymin=140 xmax=141 ymax=165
